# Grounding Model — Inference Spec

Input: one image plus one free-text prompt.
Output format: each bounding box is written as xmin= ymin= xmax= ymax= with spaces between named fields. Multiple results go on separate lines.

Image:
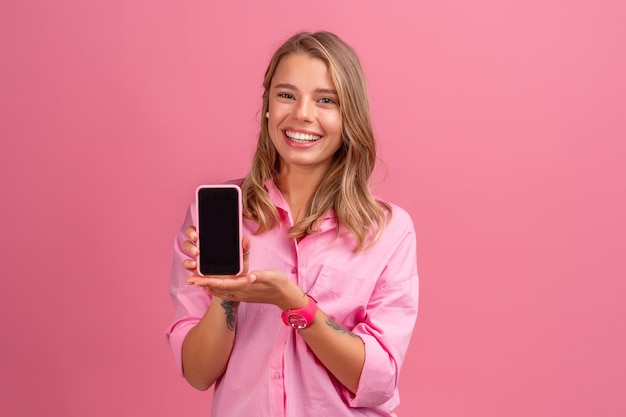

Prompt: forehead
xmin=271 ymin=53 xmax=334 ymax=89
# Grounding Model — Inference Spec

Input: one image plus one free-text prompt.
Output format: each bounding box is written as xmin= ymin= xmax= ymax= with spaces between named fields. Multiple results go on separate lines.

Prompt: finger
xmin=186 ymin=276 xmax=213 ymax=286
xmin=182 ymin=240 xmax=199 ymax=257
xmin=242 ymin=235 xmax=251 ymax=256
xmin=186 ymin=276 xmax=238 ymax=290
xmin=182 ymin=259 xmax=197 ymax=271
xmin=240 ymin=235 xmax=251 ymax=276
xmin=247 ymin=269 xmax=282 ymax=284
xmin=185 ymin=225 xmax=198 ymax=242
xmin=186 ymin=276 xmax=201 ymax=285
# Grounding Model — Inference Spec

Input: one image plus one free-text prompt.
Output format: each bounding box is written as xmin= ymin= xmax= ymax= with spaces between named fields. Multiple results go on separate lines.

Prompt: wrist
xmin=278 ymin=286 xmax=308 ymax=312
xmin=281 ymin=294 xmax=317 ymax=329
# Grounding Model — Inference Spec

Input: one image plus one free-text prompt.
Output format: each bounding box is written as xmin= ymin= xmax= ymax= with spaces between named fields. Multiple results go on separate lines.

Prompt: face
xmin=267 ymin=53 xmax=343 ymax=176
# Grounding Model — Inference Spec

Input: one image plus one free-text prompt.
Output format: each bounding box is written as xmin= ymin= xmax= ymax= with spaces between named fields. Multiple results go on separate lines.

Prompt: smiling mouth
xmin=284 ymin=130 xmax=322 ymax=143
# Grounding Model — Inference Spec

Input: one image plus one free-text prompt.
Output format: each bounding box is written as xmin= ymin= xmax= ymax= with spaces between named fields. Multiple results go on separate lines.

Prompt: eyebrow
xmin=273 ymin=83 xmax=338 ymax=95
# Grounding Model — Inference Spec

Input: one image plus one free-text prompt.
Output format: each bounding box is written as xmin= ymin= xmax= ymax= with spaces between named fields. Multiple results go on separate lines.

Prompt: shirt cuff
xmin=165 ymin=319 xmax=199 ymax=376
xmin=342 ymin=333 xmax=397 ymax=408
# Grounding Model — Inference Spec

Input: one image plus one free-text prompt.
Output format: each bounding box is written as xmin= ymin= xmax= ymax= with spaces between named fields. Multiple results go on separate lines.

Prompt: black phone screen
xmin=196 ymin=186 xmax=242 ymax=275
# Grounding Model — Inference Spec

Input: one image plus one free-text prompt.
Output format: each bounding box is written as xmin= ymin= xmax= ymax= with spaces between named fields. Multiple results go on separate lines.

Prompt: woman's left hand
xmin=187 ymin=269 xmax=307 ymax=311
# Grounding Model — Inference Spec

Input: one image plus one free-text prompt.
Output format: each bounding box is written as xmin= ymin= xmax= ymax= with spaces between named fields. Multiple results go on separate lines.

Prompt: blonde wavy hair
xmin=241 ymin=31 xmax=390 ymax=251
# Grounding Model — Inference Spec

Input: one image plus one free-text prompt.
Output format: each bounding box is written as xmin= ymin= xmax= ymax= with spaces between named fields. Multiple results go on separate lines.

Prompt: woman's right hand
xmin=181 ymin=225 xmax=200 ymax=274
xmin=181 ymin=225 xmax=251 ymax=296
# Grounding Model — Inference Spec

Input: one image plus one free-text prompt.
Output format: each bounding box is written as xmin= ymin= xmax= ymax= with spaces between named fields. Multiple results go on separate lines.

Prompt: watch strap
xmin=281 ymin=295 xmax=317 ymax=329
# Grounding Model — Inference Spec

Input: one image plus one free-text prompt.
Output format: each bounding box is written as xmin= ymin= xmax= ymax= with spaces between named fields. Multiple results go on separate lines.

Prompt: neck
xmin=275 ymin=165 xmax=327 ymax=223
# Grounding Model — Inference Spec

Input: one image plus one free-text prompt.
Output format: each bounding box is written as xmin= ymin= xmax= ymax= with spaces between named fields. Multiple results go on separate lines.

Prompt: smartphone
xmin=195 ymin=184 xmax=243 ymax=276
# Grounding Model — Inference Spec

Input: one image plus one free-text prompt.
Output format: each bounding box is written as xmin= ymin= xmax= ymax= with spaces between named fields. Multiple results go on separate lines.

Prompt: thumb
xmin=242 ymin=235 xmax=251 ymax=254
xmin=242 ymin=235 xmax=251 ymax=272
xmin=247 ymin=269 xmax=282 ymax=284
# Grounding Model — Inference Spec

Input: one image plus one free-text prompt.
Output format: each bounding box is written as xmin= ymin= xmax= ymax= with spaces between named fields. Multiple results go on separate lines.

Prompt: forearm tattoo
xmin=325 ymin=317 xmax=359 ymax=338
xmin=220 ymin=300 xmax=239 ymax=331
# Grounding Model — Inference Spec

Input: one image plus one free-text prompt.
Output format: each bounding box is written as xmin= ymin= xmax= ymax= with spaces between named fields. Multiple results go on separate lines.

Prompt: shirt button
xmin=291 ymin=267 xmax=297 ymax=274
xmin=273 ymin=372 xmax=281 ymax=379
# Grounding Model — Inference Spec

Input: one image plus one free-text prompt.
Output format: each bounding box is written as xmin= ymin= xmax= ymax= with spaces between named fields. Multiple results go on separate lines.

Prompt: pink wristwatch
xmin=281 ymin=295 xmax=318 ymax=329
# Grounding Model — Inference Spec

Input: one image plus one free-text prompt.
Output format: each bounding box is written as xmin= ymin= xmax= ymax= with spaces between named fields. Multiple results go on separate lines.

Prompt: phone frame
xmin=195 ymin=184 xmax=243 ymax=276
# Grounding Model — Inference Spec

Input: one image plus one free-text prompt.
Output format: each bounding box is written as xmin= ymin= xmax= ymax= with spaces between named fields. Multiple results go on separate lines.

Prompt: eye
xmin=278 ymin=92 xmax=294 ymax=100
xmin=319 ymin=97 xmax=337 ymax=105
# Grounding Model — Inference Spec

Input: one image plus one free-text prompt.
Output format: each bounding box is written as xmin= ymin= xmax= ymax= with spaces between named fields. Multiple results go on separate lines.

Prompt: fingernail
xmin=249 ymin=274 xmax=257 ymax=283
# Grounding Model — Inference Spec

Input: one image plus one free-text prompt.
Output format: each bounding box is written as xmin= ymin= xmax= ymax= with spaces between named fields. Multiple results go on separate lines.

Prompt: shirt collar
xmin=264 ymin=179 xmax=337 ymax=230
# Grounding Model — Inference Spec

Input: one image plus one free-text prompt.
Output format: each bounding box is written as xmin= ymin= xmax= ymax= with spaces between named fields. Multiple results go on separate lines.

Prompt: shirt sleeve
xmin=165 ymin=201 xmax=212 ymax=375
xmin=343 ymin=210 xmax=419 ymax=408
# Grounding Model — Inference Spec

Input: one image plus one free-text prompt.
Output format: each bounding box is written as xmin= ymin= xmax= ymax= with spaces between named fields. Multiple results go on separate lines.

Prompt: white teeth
xmin=285 ymin=131 xmax=321 ymax=142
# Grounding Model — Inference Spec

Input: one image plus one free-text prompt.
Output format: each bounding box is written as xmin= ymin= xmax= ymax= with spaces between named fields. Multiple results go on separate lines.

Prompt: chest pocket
xmin=308 ymin=264 xmax=376 ymax=329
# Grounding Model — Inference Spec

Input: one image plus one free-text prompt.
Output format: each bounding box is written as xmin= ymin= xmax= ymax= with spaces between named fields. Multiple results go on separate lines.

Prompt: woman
xmin=167 ymin=31 xmax=419 ymax=416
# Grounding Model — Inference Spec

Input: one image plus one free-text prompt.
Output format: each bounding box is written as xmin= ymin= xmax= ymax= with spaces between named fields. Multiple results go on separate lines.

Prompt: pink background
xmin=1 ymin=1 xmax=624 ymax=416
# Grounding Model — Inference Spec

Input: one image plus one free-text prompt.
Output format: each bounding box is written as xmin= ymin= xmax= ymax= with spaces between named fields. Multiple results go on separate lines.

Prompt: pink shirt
xmin=166 ymin=181 xmax=419 ymax=416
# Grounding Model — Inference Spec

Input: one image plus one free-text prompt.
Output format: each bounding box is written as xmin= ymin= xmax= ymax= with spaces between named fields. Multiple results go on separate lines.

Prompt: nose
xmin=294 ymin=98 xmax=314 ymax=122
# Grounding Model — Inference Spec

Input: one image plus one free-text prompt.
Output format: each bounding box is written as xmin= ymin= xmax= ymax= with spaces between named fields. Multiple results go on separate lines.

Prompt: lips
xmin=284 ymin=130 xmax=322 ymax=143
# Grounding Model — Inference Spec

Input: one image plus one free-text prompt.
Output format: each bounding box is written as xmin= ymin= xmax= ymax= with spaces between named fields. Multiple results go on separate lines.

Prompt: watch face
xmin=286 ymin=313 xmax=308 ymax=329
